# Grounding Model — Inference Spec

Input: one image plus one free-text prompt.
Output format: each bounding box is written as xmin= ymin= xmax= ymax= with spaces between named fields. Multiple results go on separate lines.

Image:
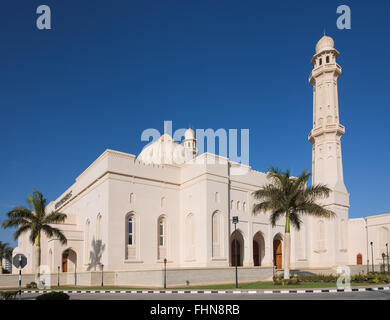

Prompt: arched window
xmin=237 ymin=201 xmax=240 ymax=211
xmin=215 ymin=192 xmax=220 ymax=203
xmin=243 ymin=202 xmax=246 ymax=212
xmin=212 ymin=211 xmax=223 ymax=258
xmin=128 ymin=216 xmax=135 ymax=245
xmin=185 ymin=213 xmax=195 ymax=260
xmin=158 ymin=216 xmax=167 ymax=260
xmin=125 ymin=212 xmax=137 ymax=260
xmin=231 ymin=200 xmax=234 ymax=210
xmin=319 ymin=58 xmax=322 ymax=66
xmin=326 ymin=56 xmax=330 ymax=63
xmin=96 ymin=214 xmax=102 ymax=241
xmin=161 ymin=197 xmax=166 ymax=208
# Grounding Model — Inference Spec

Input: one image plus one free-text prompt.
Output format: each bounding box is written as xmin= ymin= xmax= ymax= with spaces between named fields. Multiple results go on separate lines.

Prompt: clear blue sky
xmin=1 ymin=0 xmax=389 ymax=247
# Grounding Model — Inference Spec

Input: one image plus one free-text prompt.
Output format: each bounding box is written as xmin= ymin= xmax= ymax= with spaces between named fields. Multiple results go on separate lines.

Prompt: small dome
xmin=315 ymin=35 xmax=335 ymax=54
xmin=184 ymin=128 xmax=195 ymax=140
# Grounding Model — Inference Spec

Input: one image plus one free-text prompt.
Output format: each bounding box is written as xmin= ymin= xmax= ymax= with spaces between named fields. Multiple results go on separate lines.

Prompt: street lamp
xmin=386 ymin=243 xmax=389 ymax=273
xmin=163 ymin=258 xmax=167 ymax=289
xmin=370 ymin=242 xmax=374 ymax=273
xmin=232 ymin=216 xmax=239 ymax=289
xmin=101 ymin=264 xmax=104 ymax=287
xmin=382 ymin=253 xmax=386 ymax=272
xmin=74 ymin=261 xmax=77 ymax=286
xmin=57 ymin=266 xmax=60 ymax=287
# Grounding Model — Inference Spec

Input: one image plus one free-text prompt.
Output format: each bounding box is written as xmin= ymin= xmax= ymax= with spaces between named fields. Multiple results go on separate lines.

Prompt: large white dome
xmin=137 ymin=134 xmax=186 ymax=165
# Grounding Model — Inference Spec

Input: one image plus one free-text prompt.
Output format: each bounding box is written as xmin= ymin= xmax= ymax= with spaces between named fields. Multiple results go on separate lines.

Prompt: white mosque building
xmin=11 ymin=35 xmax=390 ymax=285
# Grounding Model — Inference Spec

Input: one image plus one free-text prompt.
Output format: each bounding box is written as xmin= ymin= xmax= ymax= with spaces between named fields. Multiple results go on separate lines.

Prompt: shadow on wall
xmin=87 ymin=237 xmax=105 ymax=271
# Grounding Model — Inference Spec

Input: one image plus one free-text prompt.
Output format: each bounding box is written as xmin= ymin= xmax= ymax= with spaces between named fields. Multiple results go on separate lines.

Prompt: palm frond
xmin=43 ymin=211 xmax=67 ymax=224
xmin=42 ymin=225 xmax=67 ymax=245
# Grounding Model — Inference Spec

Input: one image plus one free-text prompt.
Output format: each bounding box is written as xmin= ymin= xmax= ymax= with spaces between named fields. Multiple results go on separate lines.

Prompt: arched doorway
xmin=62 ymin=249 xmax=77 ymax=273
xmin=356 ymin=253 xmax=363 ymax=265
xmin=253 ymin=232 xmax=265 ymax=267
xmin=230 ymin=230 xmax=244 ymax=267
xmin=273 ymin=234 xmax=283 ymax=269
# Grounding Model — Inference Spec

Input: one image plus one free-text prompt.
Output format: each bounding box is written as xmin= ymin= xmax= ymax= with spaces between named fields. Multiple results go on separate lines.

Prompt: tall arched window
xmin=212 ymin=211 xmax=223 ymax=258
xmin=230 ymin=200 xmax=234 ymax=210
xmin=243 ymin=202 xmax=246 ymax=212
xmin=185 ymin=213 xmax=195 ymax=260
xmin=237 ymin=201 xmax=240 ymax=211
xmin=158 ymin=216 xmax=167 ymax=260
xmin=128 ymin=215 xmax=135 ymax=245
xmin=215 ymin=192 xmax=220 ymax=203
xmin=96 ymin=214 xmax=102 ymax=241
xmin=126 ymin=213 xmax=136 ymax=259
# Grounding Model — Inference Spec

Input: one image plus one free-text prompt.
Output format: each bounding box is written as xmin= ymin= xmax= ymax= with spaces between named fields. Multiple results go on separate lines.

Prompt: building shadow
xmin=87 ymin=237 xmax=105 ymax=271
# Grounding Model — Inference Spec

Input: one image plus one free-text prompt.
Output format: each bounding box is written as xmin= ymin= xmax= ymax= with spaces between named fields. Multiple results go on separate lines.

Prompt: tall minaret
xmin=308 ymin=35 xmax=350 ymax=266
xmin=309 ymin=35 xmax=349 ymax=203
xmin=183 ymin=128 xmax=198 ymax=159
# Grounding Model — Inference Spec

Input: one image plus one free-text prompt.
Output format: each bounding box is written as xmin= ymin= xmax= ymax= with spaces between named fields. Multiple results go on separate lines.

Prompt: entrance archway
xmin=230 ymin=230 xmax=244 ymax=267
xmin=357 ymin=253 xmax=363 ymax=265
xmin=273 ymin=234 xmax=283 ymax=269
xmin=62 ymin=248 xmax=77 ymax=273
xmin=253 ymin=232 xmax=265 ymax=266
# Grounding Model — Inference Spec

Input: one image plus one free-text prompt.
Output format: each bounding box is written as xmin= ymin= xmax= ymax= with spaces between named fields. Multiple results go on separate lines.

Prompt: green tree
xmin=252 ymin=167 xmax=335 ymax=279
xmin=2 ymin=190 xmax=67 ymax=278
xmin=0 ymin=241 xmax=13 ymax=274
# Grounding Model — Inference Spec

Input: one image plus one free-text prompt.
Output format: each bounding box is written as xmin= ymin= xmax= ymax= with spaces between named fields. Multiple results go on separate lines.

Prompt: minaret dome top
xmin=315 ymin=35 xmax=335 ymax=54
xmin=184 ymin=128 xmax=195 ymax=140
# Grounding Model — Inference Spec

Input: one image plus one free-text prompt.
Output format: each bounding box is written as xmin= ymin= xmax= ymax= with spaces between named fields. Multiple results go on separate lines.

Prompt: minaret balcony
xmin=309 ymin=64 xmax=342 ymax=84
xmin=308 ymin=124 xmax=345 ymax=142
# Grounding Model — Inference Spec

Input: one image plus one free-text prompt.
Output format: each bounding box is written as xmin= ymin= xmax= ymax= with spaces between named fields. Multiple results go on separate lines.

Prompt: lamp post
xmin=232 ymin=216 xmax=239 ymax=289
xmin=163 ymin=258 xmax=167 ymax=289
xmin=370 ymin=242 xmax=374 ymax=273
xmin=74 ymin=261 xmax=77 ymax=286
xmin=101 ymin=264 xmax=104 ymax=287
xmin=386 ymin=243 xmax=389 ymax=273
xmin=57 ymin=266 xmax=60 ymax=287
xmin=382 ymin=253 xmax=386 ymax=272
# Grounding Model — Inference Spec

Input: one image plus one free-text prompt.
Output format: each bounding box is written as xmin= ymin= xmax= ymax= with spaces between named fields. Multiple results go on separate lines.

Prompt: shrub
xmin=26 ymin=282 xmax=37 ymax=289
xmin=0 ymin=291 xmax=18 ymax=300
xmin=36 ymin=292 xmax=70 ymax=300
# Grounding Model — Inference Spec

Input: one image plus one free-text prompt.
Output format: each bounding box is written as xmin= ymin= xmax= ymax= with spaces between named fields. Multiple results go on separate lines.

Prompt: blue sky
xmin=1 ymin=0 xmax=389 ymax=247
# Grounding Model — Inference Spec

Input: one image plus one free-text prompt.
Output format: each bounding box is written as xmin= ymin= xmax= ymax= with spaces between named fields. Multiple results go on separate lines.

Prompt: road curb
xmin=22 ymin=286 xmax=390 ymax=295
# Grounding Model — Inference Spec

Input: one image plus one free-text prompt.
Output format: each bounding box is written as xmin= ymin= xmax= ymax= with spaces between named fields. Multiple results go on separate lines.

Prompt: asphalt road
xmin=20 ymin=290 xmax=390 ymax=300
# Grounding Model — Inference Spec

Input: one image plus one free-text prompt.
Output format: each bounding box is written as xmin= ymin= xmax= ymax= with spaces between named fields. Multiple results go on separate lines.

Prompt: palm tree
xmin=0 ymin=241 xmax=13 ymax=274
xmin=2 ymin=190 xmax=68 ymax=278
xmin=252 ymin=167 xmax=335 ymax=280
